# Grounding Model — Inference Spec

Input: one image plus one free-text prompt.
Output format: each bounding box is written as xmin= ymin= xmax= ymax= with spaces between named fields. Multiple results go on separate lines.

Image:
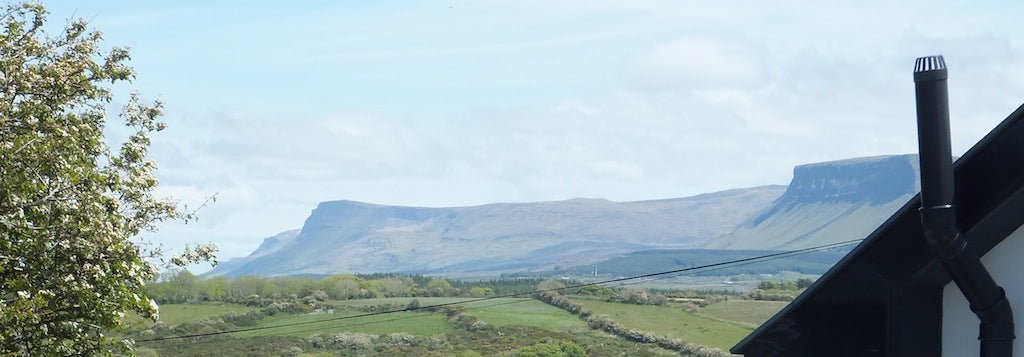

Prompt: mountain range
xmin=207 ymin=154 xmax=921 ymax=277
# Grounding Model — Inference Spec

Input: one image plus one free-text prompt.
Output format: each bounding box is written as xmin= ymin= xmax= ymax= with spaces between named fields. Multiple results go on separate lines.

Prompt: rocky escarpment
xmin=704 ymin=155 xmax=920 ymax=249
xmin=206 ymin=186 xmax=785 ymax=277
xmin=209 ymin=155 xmax=924 ymax=276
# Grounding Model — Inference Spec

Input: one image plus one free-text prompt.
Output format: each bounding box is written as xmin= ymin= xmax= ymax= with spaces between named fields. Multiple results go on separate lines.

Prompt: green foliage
xmin=226 ymin=276 xmax=276 ymax=300
xmin=377 ymin=276 xmax=414 ymax=297
xmin=309 ymin=332 xmax=378 ymax=350
xmin=149 ymin=274 xmax=551 ymax=303
xmin=749 ymin=278 xmax=812 ymax=301
xmin=743 ymin=289 xmax=797 ymax=301
xmin=576 ymin=284 xmax=615 ymax=296
xmin=319 ymin=274 xmax=362 ymax=299
xmin=796 ymin=277 xmax=814 ymax=289
xmin=425 ymin=278 xmax=455 ymax=296
xmin=0 ymin=3 xmax=214 ymax=355
xmin=468 ymin=286 xmax=494 ymax=297
xmin=613 ymin=287 xmax=669 ymax=306
xmin=518 ymin=339 xmax=587 ymax=357
xmin=275 ymin=276 xmax=319 ymax=299
xmin=536 ymin=279 xmax=567 ymax=294
xmin=454 ymin=277 xmax=549 ymax=296
xmin=757 ymin=280 xmax=800 ymax=290
xmin=202 ymin=276 xmax=229 ymax=301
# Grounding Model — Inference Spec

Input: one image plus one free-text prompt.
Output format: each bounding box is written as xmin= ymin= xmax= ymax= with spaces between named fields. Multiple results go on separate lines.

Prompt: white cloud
xmin=629 ymin=35 xmax=766 ymax=90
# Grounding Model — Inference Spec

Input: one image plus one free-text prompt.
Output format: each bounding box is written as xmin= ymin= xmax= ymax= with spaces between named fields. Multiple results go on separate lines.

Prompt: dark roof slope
xmin=732 ymin=102 xmax=1024 ymax=356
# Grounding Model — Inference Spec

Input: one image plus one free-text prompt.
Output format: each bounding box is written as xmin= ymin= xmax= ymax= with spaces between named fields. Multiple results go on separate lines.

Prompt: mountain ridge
xmin=207 ymin=186 xmax=786 ymax=277
xmin=207 ymin=154 xmax=921 ymax=277
xmin=704 ymin=154 xmax=919 ymax=249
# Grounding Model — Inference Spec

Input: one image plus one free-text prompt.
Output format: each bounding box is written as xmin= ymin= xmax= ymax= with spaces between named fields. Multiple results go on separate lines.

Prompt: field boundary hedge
xmin=534 ymin=292 xmax=734 ymax=357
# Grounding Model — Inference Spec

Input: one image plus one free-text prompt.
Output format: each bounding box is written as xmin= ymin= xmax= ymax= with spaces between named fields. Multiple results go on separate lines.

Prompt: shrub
xmin=321 ymin=332 xmax=378 ymax=350
xmin=385 ymin=332 xmax=419 ymax=347
xmin=518 ymin=339 xmax=587 ymax=357
xmin=223 ymin=310 xmax=266 ymax=327
xmin=426 ymin=335 xmax=449 ymax=350
xmin=406 ymin=299 xmax=422 ymax=311
xmin=468 ymin=320 xmax=489 ymax=331
xmin=280 ymin=346 xmax=303 ymax=357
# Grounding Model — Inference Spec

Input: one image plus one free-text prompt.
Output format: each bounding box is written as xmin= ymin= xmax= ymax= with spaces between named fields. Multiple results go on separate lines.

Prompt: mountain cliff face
xmin=704 ymin=155 xmax=920 ymax=249
xmin=206 ymin=186 xmax=785 ymax=277
xmin=208 ymin=154 xmax=922 ymax=277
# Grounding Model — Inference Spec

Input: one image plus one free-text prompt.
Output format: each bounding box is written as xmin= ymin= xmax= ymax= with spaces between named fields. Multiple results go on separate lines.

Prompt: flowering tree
xmin=0 ymin=3 xmax=214 ymax=355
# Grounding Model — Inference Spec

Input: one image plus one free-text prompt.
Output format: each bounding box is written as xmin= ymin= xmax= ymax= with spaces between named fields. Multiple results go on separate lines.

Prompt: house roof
xmin=732 ymin=101 xmax=1024 ymax=355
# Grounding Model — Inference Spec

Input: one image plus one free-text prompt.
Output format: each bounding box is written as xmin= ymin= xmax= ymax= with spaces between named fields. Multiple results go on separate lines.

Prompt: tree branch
xmin=20 ymin=185 xmax=64 ymax=210
xmin=12 ymin=137 xmax=37 ymax=155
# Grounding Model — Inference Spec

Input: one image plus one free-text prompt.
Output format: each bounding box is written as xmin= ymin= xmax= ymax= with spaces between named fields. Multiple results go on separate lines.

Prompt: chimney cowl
xmin=914 ymin=55 xmax=948 ymax=82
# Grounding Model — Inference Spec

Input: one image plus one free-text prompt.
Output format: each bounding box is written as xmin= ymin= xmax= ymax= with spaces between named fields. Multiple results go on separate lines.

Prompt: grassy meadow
xmin=129 ymin=294 xmax=789 ymax=356
xmin=568 ymin=298 xmax=753 ymax=350
xmin=696 ymin=300 xmax=790 ymax=328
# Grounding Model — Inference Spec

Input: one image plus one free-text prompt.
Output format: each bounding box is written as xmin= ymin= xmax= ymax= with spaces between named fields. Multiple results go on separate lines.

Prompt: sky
xmin=37 ymin=1 xmax=1024 ymax=272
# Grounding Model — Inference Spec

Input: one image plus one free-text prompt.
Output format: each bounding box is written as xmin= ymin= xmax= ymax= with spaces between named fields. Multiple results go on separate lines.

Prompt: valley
xmin=131 ymin=274 xmax=798 ymax=357
xmin=142 ymin=154 xmax=924 ymax=356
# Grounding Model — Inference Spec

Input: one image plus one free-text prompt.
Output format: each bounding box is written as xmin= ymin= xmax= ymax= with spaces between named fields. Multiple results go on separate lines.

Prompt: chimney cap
xmin=914 ymin=55 xmax=948 ymax=82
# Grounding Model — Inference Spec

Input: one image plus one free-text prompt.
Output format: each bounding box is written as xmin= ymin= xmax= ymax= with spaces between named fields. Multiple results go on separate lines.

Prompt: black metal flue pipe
xmin=914 ymin=55 xmax=1015 ymax=357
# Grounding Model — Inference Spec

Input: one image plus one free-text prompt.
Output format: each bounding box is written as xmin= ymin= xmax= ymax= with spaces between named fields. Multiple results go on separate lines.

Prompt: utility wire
xmin=136 ymin=238 xmax=863 ymax=343
xmin=237 ymin=298 xmax=532 ymax=339
xmin=141 ymin=297 xmax=535 ymax=344
xmin=610 ymin=240 xmax=855 ymax=288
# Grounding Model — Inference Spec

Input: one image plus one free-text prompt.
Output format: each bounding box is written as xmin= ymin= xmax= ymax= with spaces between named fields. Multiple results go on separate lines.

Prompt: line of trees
xmin=144 ymin=270 xmax=551 ymax=304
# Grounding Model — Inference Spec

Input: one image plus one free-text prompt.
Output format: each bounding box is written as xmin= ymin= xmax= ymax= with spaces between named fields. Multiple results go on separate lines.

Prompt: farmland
xmin=696 ymin=300 xmax=790 ymax=328
xmin=567 ymin=298 xmax=752 ymax=349
xmin=129 ymin=294 xmax=787 ymax=356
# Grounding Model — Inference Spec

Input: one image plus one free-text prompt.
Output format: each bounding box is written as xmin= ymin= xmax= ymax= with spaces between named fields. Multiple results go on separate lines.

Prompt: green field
xmin=158 ymin=303 xmax=259 ymax=325
xmin=698 ymin=300 xmax=788 ymax=328
xmin=570 ymin=298 xmax=752 ymax=350
xmin=148 ymin=298 xmax=582 ymax=339
xmin=134 ymin=296 xmax=759 ymax=356
xmin=467 ymin=299 xmax=588 ymax=331
xmin=127 ymin=302 xmax=258 ymax=329
xmin=331 ymin=297 xmax=588 ymax=332
xmin=135 ymin=298 xmax=684 ymax=357
xmin=231 ymin=310 xmax=453 ymax=338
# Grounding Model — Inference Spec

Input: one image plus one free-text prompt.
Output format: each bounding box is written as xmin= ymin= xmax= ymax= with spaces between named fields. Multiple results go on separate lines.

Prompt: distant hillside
xmin=206 ymin=186 xmax=785 ymax=277
xmin=208 ymin=155 xmax=922 ymax=277
xmin=703 ymin=155 xmax=919 ymax=249
xmin=207 ymin=229 xmax=300 ymax=276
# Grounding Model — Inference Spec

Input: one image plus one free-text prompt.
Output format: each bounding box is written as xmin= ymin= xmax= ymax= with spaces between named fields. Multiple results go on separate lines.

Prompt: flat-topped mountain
xmin=704 ymin=155 xmax=919 ymax=249
xmin=207 ymin=154 xmax=921 ymax=277
xmin=207 ymin=186 xmax=785 ymax=277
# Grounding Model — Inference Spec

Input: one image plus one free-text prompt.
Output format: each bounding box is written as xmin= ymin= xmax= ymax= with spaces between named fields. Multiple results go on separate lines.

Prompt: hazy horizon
xmin=39 ymin=1 xmax=1024 ymax=271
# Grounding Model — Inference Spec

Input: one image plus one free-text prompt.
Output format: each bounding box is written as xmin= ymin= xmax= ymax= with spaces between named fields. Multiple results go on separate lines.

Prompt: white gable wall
xmin=943 ymin=222 xmax=1024 ymax=356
